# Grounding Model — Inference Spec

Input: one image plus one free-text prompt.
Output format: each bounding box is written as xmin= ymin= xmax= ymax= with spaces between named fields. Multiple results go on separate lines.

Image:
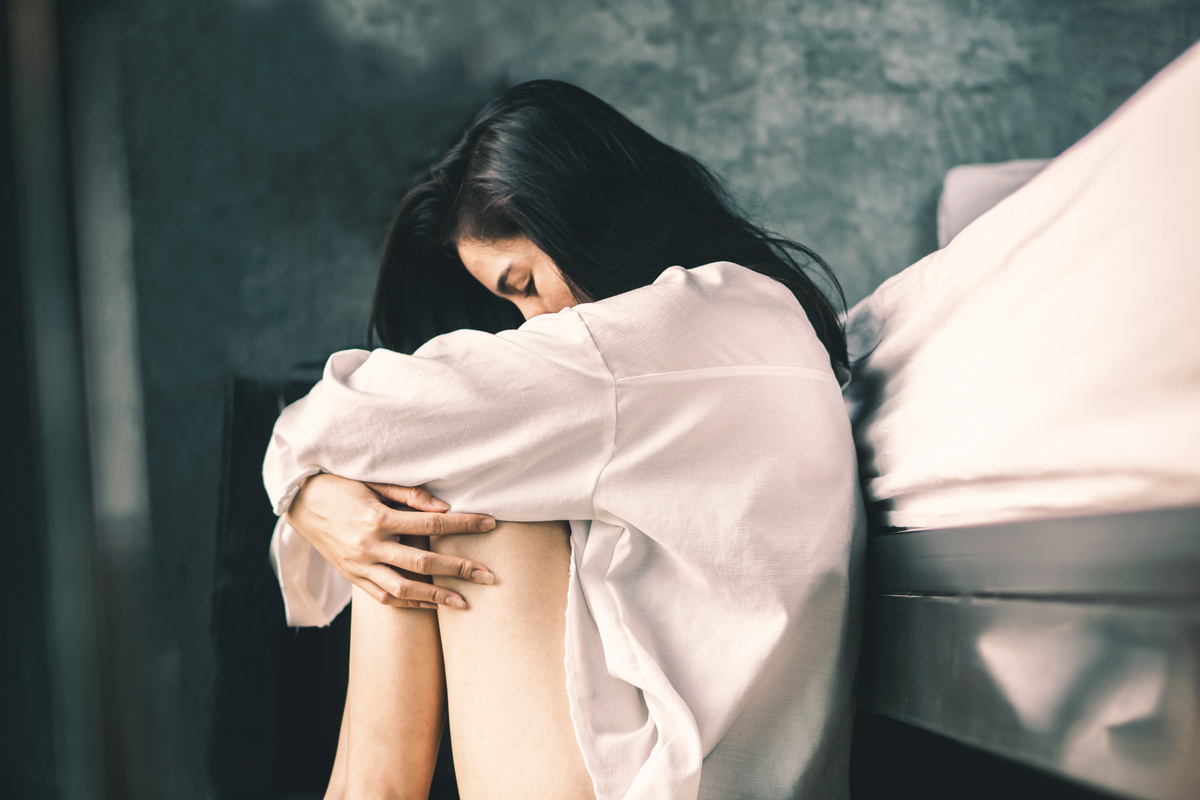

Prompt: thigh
xmin=432 ymin=520 xmax=595 ymax=800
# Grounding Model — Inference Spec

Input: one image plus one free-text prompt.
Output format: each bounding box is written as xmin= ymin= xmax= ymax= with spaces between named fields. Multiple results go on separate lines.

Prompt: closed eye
xmin=523 ymin=277 xmax=537 ymax=297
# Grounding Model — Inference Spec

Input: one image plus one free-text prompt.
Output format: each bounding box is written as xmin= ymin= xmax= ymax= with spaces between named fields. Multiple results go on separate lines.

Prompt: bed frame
xmin=857 ymin=504 xmax=1200 ymax=800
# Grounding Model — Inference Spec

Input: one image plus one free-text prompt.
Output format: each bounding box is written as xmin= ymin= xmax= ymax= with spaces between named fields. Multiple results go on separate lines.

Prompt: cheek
xmin=551 ymin=276 xmax=576 ymax=307
xmin=549 ymin=291 xmax=572 ymax=313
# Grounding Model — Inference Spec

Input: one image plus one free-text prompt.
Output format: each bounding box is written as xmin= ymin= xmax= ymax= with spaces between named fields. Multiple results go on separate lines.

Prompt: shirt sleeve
xmin=262 ymin=307 xmax=617 ymax=626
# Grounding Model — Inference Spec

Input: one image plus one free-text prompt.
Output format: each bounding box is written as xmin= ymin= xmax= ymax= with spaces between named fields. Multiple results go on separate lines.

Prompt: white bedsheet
xmin=845 ymin=41 xmax=1200 ymax=530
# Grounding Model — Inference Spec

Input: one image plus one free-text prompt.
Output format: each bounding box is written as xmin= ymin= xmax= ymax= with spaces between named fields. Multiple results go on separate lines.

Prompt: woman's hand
xmin=285 ymin=473 xmax=497 ymax=609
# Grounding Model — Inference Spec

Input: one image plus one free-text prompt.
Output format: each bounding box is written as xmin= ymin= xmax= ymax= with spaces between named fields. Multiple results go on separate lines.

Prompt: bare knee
xmin=430 ymin=520 xmax=570 ymax=617
xmin=427 ymin=520 xmax=593 ymax=800
xmin=431 ymin=519 xmax=570 ymax=560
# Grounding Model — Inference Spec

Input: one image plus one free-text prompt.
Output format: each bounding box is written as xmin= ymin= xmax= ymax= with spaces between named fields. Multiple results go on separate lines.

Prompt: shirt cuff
xmin=268 ymin=516 xmax=352 ymax=627
xmin=269 ymin=466 xmax=323 ymax=517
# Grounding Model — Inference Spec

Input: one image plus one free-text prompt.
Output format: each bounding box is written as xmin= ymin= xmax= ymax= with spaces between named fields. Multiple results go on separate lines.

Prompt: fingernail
xmin=470 ymin=569 xmax=495 ymax=585
xmin=431 ymin=498 xmax=450 ymax=510
xmin=481 ymin=517 xmax=496 ymax=530
xmin=446 ymin=596 xmax=467 ymax=609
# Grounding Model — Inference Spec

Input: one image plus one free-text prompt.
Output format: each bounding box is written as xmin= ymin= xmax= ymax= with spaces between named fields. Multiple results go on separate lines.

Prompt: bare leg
xmin=327 ymin=521 xmax=594 ymax=800
xmin=433 ymin=520 xmax=595 ymax=800
xmin=324 ymin=693 xmax=350 ymax=800
xmin=337 ymin=579 xmax=447 ymax=800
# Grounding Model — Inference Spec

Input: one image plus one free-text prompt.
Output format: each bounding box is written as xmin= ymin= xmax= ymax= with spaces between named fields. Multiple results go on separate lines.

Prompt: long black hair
xmin=370 ymin=80 xmax=848 ymax=374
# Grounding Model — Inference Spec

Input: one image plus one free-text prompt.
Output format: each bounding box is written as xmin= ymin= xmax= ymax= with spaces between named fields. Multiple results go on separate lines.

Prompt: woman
xmin=264 ymin=80 xmax=865 ymax=800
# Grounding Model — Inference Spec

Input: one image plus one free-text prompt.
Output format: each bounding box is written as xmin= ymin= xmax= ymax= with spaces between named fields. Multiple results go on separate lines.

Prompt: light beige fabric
xmin=264 ymin=261 xmax=865 ymax=800
xmin=846 ymin=42 xmax=1200 ymax=530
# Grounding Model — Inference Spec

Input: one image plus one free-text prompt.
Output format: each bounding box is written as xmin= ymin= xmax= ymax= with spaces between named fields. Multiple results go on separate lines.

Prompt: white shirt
xmin=263 ymin=261 xmax=865 ymax=800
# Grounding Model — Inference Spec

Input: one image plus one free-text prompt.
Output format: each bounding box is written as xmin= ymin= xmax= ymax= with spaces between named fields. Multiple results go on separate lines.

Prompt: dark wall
xmin=116 ymin=1 xmax=1199 ymax=795
xmin=2 ymin=5 xmax=55 ymax=794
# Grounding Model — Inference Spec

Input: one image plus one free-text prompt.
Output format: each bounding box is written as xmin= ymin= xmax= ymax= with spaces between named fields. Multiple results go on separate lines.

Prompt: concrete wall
xmin=117 ymin=0 xmax=1199 ymax=793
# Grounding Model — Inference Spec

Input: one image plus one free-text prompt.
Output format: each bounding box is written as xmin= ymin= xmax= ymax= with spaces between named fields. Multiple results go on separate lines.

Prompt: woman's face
xmin=458 ymin=236 xmax=578 ymax=321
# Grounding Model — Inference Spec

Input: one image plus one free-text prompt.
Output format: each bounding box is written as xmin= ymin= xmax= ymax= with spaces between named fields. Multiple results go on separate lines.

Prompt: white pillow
xmin=844 ymin=41 xmax=1200 ymax=530
xmin=936 ymin=159 xmax=1049 ymax=249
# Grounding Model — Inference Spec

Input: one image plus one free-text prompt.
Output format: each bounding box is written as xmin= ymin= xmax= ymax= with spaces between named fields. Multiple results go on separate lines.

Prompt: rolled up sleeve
xmin=262 ymin=308 xmax=616 ymax=626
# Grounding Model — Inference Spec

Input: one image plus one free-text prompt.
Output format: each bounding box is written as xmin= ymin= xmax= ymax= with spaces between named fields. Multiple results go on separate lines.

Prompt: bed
xmin=846 ymin=40 xmax=1200 ymax=800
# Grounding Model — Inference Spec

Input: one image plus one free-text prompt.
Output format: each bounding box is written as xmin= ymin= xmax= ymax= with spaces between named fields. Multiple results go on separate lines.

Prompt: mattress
xmin=843 ymin=41 xmax=1200 ymax=531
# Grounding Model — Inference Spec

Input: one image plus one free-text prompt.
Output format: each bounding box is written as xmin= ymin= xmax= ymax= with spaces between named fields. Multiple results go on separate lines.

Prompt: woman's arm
xmin=263 ymin=310 xmax=615 ymax=626
xmin=263 ymin=321 xmax=613 ymax=521
xmin=285 ymin=473 xmax=497 ymax=609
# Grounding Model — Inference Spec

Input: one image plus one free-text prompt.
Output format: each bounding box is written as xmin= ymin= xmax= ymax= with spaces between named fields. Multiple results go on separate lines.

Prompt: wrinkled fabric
xmin=846 ymin=42 xmax=1200 ymax=530
xmin=264 ymin=261 xmax=864 ymax=800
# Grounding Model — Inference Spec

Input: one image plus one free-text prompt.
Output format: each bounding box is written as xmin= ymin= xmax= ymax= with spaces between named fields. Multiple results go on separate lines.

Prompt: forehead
xmin=453 ymin=237 xmax=544 ymax=291
xmin=457 ymin=236 xmax=540 ymax=273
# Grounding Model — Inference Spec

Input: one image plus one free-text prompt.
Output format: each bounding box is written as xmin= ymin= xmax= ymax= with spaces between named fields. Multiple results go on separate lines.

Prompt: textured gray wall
xmin=118 ymin=0 xmax=1198 ymax=793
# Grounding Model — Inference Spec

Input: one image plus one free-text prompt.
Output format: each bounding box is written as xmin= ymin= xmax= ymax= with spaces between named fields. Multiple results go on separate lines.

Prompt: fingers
xmin=368 ymin=483 xmax=450 ymax=512
xmin=358 ymin=578 xmax=436 ymax=609
xmin=380 ymin=507 xmax=497 ymax=537
xmin=381 ymin=540 xmax=495 ymax=585
xmin=365 ymin=484 xmax=497 ymax=535
xmin=366 ymin=565 xmax=469 ymax=609
xmin=419 ymin=511 xmax=498 ymax=536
